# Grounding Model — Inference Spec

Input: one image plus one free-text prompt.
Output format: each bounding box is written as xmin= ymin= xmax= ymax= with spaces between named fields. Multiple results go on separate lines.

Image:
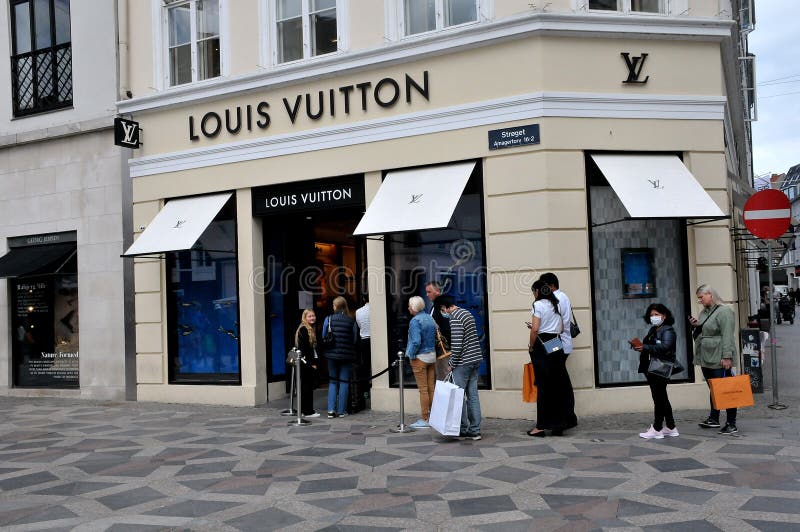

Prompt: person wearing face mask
xmin=633 ymin=303 xmax=679 ymax=439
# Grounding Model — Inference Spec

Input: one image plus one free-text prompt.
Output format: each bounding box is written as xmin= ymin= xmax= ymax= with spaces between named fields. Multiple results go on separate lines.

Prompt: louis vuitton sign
xmin=252 ymin=175 xmax=365 ymax=216
xmin=189 ymin=71 xmax=430 ymax=142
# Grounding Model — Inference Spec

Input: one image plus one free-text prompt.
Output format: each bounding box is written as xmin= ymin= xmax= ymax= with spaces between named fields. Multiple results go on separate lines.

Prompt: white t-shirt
xmin=532 ymin=299 xmax=563 ymax=334
xmin=554 ymin=289 xmax=573 ymax=354
xmin=355 ymin=303 xmax=370 ymax=339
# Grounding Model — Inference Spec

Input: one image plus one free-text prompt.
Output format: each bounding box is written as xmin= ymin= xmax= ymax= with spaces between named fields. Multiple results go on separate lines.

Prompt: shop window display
xmin=167 ymin=197 xmax=240 ymax=383
xmin=384 ymin=164 xmax=491 ymax=388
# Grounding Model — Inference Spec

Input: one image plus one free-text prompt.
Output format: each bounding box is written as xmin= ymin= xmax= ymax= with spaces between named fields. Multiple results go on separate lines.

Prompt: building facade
xmin=119 ymin=0 xmax=756 ymax=417
xmin=0 ymin=0 xmax=132 ymax=400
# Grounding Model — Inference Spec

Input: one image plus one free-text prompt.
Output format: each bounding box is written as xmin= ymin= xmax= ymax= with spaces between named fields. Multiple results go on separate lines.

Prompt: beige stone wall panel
xmin=136 ymin=354 xmax=164 ymax=384
xmin=488 ymin=230 xmax=590 ymax=271
xmin=136 ymin=323 xmax=163 ymax=354
xmin=135 ymin=292 xmax=163 ymax=323
xmin=349 ymin=0 xmax=386 ymax=50
xmin=134 ymin=260 xmax=162 ymax=293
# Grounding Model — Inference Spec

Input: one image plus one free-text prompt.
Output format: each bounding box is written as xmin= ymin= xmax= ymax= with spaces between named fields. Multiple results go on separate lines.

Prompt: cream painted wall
xmin=228 ymin=0 xmax=261 ymax=75
xmin=349 ymin=0 xmax=386 ymax=51
xmin=126 ymin=0 xmax=156 ymax=98
xmin=130 ymin=36 xmax=722 ymax=157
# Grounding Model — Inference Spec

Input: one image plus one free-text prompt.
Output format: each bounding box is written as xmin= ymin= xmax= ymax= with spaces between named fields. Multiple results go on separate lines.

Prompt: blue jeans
xmin=701 ymin=366 xmax=737 ymax=425
xmin=327 ymin=359 xmax=351 ymax=415
xmin=452 ymin=361 xmax=482 ymax=435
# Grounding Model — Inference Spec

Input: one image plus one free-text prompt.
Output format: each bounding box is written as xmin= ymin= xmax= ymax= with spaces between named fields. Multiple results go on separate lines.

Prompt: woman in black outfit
xmin=633 ymin=303 xmax=679 ymax=439
xmin=526 ymin=280 xmax=576 ymax=437
xmin=294 ymin=309 xmax=320 ymax=418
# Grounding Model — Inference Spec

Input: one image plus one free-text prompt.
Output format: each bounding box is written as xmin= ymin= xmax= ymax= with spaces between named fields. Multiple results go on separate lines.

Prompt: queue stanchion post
xmin=280 ymin=349 xmax=298 ymax=417
xmin=288 ymin=348 xmax=311 ymax=426
xmin=390 ymin=350 xmax=415 ymax=433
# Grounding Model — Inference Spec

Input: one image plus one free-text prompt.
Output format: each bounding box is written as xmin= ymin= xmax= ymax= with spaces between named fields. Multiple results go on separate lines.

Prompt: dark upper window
xmin=10 ymin=0 xmax=72 ymax=117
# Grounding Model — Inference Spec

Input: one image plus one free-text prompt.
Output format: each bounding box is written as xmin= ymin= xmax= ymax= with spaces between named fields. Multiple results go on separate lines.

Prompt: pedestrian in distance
xmin=323 ymin=296 xmax=358 ymax=419
xmin=294 ymin=309 xmax=320 ymax=418
xmin=434 ymin=295 xmax=483 ymax=440
xmin=631 ymin=303 xmax=679 ymax=439
xmin=405 ymin=296 xmax=438 ymax=429
xmin=526 ymin=281 xmax=576 ymax=437
xmin=689 ymin=284 xmax=740 ymax=435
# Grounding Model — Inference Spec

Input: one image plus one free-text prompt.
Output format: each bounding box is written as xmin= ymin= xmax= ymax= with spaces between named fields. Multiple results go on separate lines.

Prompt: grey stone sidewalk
xmin=1 ymin=389 xmax=800 ymax=532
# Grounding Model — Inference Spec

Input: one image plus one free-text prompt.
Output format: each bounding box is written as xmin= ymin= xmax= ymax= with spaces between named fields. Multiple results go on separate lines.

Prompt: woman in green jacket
xmin=689 ymin=284 xmax=739 ymax=435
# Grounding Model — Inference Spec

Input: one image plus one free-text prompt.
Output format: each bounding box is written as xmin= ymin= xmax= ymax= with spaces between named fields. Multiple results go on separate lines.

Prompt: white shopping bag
xmin=428 ymin=373 xmax=464 ymax=436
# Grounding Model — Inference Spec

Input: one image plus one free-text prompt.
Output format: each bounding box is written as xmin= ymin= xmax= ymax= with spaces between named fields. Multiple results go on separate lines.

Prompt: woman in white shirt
xmin=527 ymin=280 xmax=576 ymax=437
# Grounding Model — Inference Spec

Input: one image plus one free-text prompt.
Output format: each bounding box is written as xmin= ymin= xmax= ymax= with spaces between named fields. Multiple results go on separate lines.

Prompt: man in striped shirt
xmin=435 ymin=295 xmax=483 ymax=440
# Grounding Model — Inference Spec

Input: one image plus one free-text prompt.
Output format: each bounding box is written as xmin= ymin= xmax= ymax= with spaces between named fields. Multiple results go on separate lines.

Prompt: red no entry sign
xmin=743 ymin=189 xmax=791 ymax=239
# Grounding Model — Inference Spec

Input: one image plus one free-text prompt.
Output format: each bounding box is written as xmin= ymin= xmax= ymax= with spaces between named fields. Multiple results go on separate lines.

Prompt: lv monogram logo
xmin=621 ymin=52 xmax=650 ymax=84
xmin=648 ymin=179 xmax=663 ymax=190
xmin=174 ymin=220 xmax=187 ymax=228
xmin=409 ymin=194 xmax=423 ymax=204
xmin=120 ymin=121 xmax=138 ymax=144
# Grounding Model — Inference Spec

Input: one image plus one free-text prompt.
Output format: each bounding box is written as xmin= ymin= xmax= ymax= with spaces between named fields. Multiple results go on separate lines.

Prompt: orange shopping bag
xmin=709 ymin=374 xmax=754 ymax=410
xmin=522 ymin=362 xmax=537 ymax=403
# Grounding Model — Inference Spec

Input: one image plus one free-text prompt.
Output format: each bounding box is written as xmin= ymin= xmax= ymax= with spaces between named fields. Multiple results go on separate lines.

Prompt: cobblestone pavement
xmin=1 ymin=387 xmax=800 ymax=532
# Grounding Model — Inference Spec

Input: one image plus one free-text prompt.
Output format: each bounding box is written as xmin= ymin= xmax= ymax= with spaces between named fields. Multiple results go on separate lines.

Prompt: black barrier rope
xmin=324 ymin=364 xmax=392 ymax=384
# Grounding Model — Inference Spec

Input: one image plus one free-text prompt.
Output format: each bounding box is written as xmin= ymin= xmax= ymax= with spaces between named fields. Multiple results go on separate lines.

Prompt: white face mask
xmin=650 ymin=316 xmax=664 ymax=326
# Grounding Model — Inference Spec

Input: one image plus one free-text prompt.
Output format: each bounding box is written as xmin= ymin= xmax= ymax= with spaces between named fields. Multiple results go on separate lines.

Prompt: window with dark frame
xmin=10 ymin=0 xmax=72 ymax=117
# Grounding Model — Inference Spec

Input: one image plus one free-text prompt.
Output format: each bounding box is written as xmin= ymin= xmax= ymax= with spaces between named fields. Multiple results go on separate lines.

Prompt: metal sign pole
xmin=390 ymin=351 xmax=415 ymax=433
xmin=767 ymin=240 xmax=787 ymax=410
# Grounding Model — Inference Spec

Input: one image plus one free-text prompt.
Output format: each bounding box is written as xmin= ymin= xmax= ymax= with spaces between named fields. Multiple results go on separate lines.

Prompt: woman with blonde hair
xmin=405 ymin=295 xmax=438 ymax=429
xmin=323 ymin=296 xmax=358 ymax=418
xmin=689 ymin=284 xmax=739 ymax=435
xmin=294 ymin=309 xmax=320 ymax=418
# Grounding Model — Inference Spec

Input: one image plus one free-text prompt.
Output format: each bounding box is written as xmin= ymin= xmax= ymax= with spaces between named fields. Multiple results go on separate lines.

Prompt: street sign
xmin=743 ymin=189 xmax=791 ymax=239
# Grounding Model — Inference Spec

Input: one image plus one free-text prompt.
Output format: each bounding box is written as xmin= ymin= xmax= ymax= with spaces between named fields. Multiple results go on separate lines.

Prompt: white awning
xmin=123 ymin=193 xmax=232 ymax=257
xmin=353 ymin=162 xmax=476 ymax=236
xmin=591 ymin=154 xmax=725 ymax=219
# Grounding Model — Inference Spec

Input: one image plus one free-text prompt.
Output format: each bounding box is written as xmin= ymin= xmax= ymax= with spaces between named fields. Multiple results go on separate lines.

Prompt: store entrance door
xmin=262 ymin=208 xmax=369 ymax=411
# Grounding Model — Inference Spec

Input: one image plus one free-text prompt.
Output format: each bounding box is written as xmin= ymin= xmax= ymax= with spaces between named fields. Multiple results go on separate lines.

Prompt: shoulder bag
xmin=692 ymin=305 xmax=720 ymax=340
xmin=569 ymin=310 xmax=580 ymax=338
xmin=538 ymin=313 xmax=564 ymax=355
xmin=321 ymin=316 xmax=336 ymax=350
xmin=435 ymin=327 xmax=451 ymax=360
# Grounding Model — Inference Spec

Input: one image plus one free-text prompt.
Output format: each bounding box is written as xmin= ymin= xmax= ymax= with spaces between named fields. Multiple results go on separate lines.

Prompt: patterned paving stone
xmin=226 ymin=507 xmax=303 ymax=530
xmin=176 ymin=460 xmax=239 ymax=476
xmin=0 ymin=470 xmax=59 ymax=490
xmin=739 ymin=496 xmax=800 ymax=514
xmin=296 ymin=475 xmax=360 ymax=494
xmin=643 ymin=481 xmax=717 ymax=504
xmin=743 ymin=520 xmax=800 ymax=531
xmin=144 ymin=499 xmax=241 ymax=517
xmin=32 ymin=480 xmax=118 ymax=496
xmin=97 ymin=486 xmax=165 ymax=510
xmin=646 ymin=457 xmax=709 ymax=472
xmin=616 ymin=499 xmax=676 ymax=517
xmin=1 ymin=504 xmax=77 ymax=526
xmin=439 ymin=479 xmax=491 ymax=493
xmin=478 ymin=465 xmax=538 ymax=484
xmin=448 ymin=494 xmax=517 ymax=516
xmin=643 ymin=520 xmax=723 ymax=531
xmin=547 ymin=475 xmax=628 ymax=490
xmin=348 ymin=450 xmax=402 ymax=467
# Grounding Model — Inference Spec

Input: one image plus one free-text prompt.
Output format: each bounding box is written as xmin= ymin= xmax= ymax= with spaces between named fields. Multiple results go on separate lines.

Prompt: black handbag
xmin=569 ymin=311 xmax=580 ymax=338
xmin=321 ymin=317 xmax=336 ymax=350
xmin=647 ymin=357 xmax=675 ymax=379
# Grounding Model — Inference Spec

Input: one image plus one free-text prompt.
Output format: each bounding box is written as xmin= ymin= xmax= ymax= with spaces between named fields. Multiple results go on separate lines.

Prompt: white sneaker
xmin=639 ymin=425 xmax=665 ymax=439
xmin=660 ymin=426 xmax=679 ymax=437
xmin=409 ymin=419 xmax=430 ymax=429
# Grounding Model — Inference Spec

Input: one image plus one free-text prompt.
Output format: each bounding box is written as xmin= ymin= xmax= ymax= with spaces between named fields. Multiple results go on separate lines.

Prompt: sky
xmin=748 ymin=0 xmax=800 ymax=179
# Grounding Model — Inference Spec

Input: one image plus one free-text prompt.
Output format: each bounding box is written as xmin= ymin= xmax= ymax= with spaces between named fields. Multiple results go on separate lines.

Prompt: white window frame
xmin=263 ymin=0 xmax=348 ymax=68
xmin=582 ymin=0 xmax=667 ymax=15
xmin=153 ymin=0 xmax=229 ymax=90
xmin=385 ymin=0 xmax=491 ymax=41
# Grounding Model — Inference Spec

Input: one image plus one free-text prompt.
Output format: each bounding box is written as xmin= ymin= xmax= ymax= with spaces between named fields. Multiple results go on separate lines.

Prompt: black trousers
xmin=299 ymin=364 xmax=317 ymax=415
xmin=646 ymin=374 xmax=674 ymax=431
xmin=529 ymin=333 xmax=577 ymax=431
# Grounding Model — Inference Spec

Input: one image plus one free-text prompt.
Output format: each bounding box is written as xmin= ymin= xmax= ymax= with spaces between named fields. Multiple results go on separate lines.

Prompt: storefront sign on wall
xmin=252 ymin=175 xmax=365 ymax=216
xmin=621 ymin=52 xmax=649 ymax=84
xmin=189 ymin=71 xmax=430 ymax=142
xmin=114 ymin=117 xmax=141 ymax=148
xmin=487 ymin=124 xmax=540 ymax=150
